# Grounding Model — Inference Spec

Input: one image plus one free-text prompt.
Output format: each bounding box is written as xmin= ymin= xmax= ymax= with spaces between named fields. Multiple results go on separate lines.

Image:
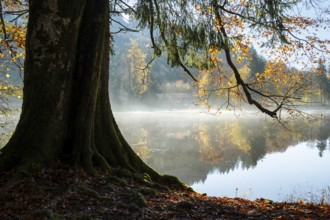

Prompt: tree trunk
xmin=0 ymin=0 xmax=160 ymax=180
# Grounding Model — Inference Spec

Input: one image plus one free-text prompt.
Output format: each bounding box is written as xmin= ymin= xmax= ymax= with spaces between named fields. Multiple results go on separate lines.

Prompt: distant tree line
xmin=110 ymin=23 xmax=330 ymax=111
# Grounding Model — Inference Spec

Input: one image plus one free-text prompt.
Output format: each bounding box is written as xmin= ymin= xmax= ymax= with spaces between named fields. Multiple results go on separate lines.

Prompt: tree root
xmin=69 ymin=183 xmax=114 ymax=201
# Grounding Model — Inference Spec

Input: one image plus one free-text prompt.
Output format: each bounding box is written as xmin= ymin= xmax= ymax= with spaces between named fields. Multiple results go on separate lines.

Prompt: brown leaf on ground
xmin=0 ymin=163 xmax=329 ymax=219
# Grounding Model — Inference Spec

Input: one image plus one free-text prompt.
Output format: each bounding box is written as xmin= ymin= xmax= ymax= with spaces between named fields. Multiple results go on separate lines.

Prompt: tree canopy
xmin=134 ymin=0 xmax=330 ymax=117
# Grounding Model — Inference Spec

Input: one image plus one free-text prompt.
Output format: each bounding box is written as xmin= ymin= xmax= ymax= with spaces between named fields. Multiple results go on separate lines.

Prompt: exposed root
xmin=70 ymin=183 xmax=114 ymax=201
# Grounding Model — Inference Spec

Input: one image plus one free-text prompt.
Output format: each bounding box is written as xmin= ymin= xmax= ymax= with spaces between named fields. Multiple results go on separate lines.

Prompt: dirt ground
xmin=1 ymin=163 xmax=329 ymax=219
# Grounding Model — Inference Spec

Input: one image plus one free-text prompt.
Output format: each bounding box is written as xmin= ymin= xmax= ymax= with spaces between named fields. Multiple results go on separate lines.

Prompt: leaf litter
xmin=0 ymin=162 xmax=329 ymax=219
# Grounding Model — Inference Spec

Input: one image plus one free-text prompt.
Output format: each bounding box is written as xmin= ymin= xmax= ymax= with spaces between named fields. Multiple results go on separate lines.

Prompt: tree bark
xmin=0 ymin=0 xmax=160 ymax=180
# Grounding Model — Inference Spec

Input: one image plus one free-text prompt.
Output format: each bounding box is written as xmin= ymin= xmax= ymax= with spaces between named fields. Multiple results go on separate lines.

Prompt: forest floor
xmin=1 ymin=163 xmax=330 ymax=220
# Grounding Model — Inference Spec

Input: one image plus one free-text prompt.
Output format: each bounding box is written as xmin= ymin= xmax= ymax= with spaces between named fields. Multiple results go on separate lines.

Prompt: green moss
xmin=73 ymin=183 xmax=113 ymax=201
xmin=112 ymin=168 xmax=132 ymax=178
xmin=138 ymin=187 xmax=157 ymax=196
xmin=143 ymin=173 xmax=152 ymax=182
xmin=161 ymin=174 xmax=184 ymax=186
xmin=107 ymin=175 xmax=128 ymax=186
xmin=103 ymin=184 xmax=115 ymax=192
xmin=121 ymin=190 xmax=147 ymax=208
xmin=131 ymin=191 xmax=147 ymax=207
xmin=117 ymin=202 xmax=140 ymax=211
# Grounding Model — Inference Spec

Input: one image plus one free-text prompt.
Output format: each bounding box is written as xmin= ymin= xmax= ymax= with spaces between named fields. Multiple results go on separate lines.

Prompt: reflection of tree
xmin=129 ymin=128 xmax=150 ymax=160
xmin=229 ymin=122 xmax=251 ymax=153
xmin=115 ymin=113 xmax=330 ymax=185
xmin=315 ymin=119 xmax=330 ymax=157
xmin=316 ymin=140 xmax=327 ymax=157
xmin=198 ymin=124 xmax=223 ymax=164
xmin=240 ymin=121 xmax=267 ymax=168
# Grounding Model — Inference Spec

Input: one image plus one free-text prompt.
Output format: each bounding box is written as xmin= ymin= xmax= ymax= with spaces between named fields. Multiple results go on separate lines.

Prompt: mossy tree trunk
xmin=0 ymin=0 xmax=160 ymax=180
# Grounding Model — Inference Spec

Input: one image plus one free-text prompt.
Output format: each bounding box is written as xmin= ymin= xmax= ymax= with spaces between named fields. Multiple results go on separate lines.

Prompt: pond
xmin=114 ymin=109 xmax=330 ymax=203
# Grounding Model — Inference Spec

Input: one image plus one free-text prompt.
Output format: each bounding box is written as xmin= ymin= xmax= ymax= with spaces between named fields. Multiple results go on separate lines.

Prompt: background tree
xmin=315 ymin=59 xmax=330 ymax=103
xmin=127 ymin=40 xmax=149 ymax=100
xmin=248 ymin=47 xmax=266 ymax=84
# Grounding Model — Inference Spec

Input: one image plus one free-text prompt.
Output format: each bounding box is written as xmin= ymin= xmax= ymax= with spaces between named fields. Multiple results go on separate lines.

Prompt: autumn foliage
xmin=136 ymin=0 xmax=330 ymax=118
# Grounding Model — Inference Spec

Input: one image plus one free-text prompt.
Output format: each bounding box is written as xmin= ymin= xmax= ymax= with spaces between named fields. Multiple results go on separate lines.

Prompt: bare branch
xmin=0 ymin=1 xmax=24 ymax=71
xmin=110 ymin=18 xmax=139 ymax=34
xmin=4 ymin=9 xmax=28 ymax=22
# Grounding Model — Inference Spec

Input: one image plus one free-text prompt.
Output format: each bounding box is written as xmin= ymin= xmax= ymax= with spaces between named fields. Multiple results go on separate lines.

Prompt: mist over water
xmin=109 ymin=11 xmax=330 ymax=201
xmin=113 ymin=108 xmax=330 ymax=202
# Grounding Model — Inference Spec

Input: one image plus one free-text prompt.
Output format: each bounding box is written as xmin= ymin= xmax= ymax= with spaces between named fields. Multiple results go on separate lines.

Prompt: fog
xmin=113 ymin=105 xmax=330 ymax=202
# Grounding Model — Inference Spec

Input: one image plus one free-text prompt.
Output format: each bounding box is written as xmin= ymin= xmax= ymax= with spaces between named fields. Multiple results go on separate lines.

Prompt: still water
xmin=114 ymin=110 xmax=330 ymax=203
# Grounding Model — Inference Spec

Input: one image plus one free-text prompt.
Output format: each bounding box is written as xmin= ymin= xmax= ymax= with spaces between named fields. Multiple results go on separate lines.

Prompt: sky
xmin=249 ymin=1 xmax=330 ymax=70
xmin=121 ymin=1 xmax=330 ymax=70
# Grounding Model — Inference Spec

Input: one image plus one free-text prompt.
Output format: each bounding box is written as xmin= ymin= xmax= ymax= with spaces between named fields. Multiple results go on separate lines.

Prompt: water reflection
xmin=114 ymin=111 xmax=330 ymax=201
